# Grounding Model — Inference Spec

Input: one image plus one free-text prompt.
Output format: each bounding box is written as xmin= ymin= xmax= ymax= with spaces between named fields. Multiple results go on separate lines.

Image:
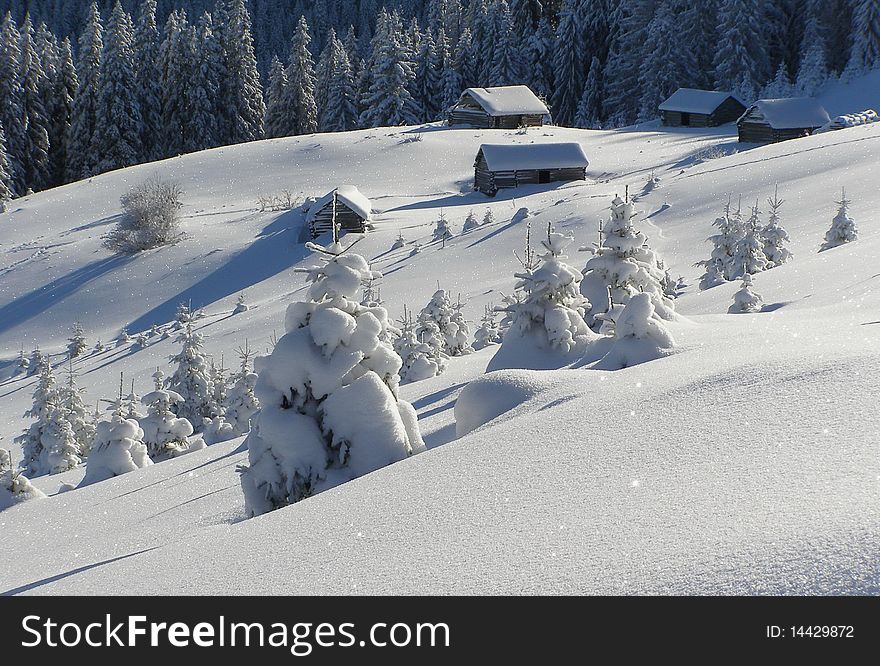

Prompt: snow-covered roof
xmin=458 ymin=86 xmax=549 ymax=116
xmin=306 ymin=186 xmax=372 ymax=222
xmin=742 ymin=98 xmax=831 ymax=129
xmin=478 ymin=143 xmax=589 ymax=172
xmin=658 ymin=88 xmax=745 ymax=114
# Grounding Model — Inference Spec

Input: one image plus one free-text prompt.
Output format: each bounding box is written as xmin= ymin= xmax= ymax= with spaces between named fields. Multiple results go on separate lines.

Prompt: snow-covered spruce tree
xmin=795 ymin=1 xmax=829 ymax=96
xmin=592 ymin=293 xmax=676 ymax=370
xmin=29 ymin=347 xmax=44 ymax=375
xmin=488 ymin=0 xmax=525 ymax=87
xmin=416 ymin=289 xmax=472 ymax=357
xmin=67 ymin=322 xmax=87 ymax=358
xmin=414 ymin=28 xmax=443 ymax=121
xmin=488 ymin=225 xmax=598 ymax=371
xmin=186 ymin=14 xmax=221 ymax=154
xmin=91 ymin=2 xmax=142 ymax=175
xmin=320 ymin=36 xmax=359 ymax=132
xmin=16 ymin=348 xmax=29 ymax=375
xmin=575 ymin=56 xmax=603 ymax=129
xmin=222 ymin=0 xmax=265 ymax=144
xmin=281 ymin=16 xmax=319 ymax=136
xmin=761 ymin=62 xmax=793 ymax=99
xmin=19 ymin=14 xmax=51 ymax=192
xmin=133 ymin=0 xmax=162 ymax=161
xmin=79 ymin=413 xmax=151 ymax=487
xmin=0 ymin=13 xmax=26 ymax=196
xmin=1 ymin=461 xmax=46 ymax=510
xmin=117 ymin=326 xmax=130 ymax=345
xmin=46 ymin=36 xmax=77 ymax=188
xmin=729 ymin=202 xmax=769 ymax=279
xmin=139 ymin=371 xmax=195 ymax=461
xmin=473 ymin=304 xmax=501 ymax=350
xmin=713 ymin=0 xmax=769 ymax=102
xmin=432 ymin=211 xmax=453 ymax=242
xmin=158 ymin=10 xmax=191 ymax=158
xmin=394 ymin=308 xmax=444 ymax=383
xmin=66 ymin=2 xmax=102 ymax=181
xmin=462 ymin=209 xmax=480 ymax=232
xmin=821 ymin=188 xmax=858 ymax=251
xmin=697 ymin=199 xmax=744 ymax=287
xmin=483 ymin=208 xmax=495 ymax=226
xmin=728 ymin=273 xmax=763 ymax=314
xmin=225 ymin=345 xmax=259 ymax=435
xmin=263 ymin=55 xmax=289 ymax=138
xmin=15 ymin=360 xmax=81 ymax=477
xmin=582 ymin=193 xmax=676 ymax=328
xmin=0 ymin=121 xmax=13 ymax=205
xmin=234 ymin=293 xmax=249 ymax=314
xmin=60 ymin=361 xmax=96 ymax=458
xmin=550 ymin=0 xmax=585 ymax=126
xmin=637 ymin=1 xmax=695 ymax=123
xmin=239 ymin=237 xmax=425 ymax=516
xmin=167 ymin=322 xmax=216 ymax=429
xmin=844 ymin=0 xmax=880 ymax=78
xmin=762 ymin=186 xmax=792 ymax=267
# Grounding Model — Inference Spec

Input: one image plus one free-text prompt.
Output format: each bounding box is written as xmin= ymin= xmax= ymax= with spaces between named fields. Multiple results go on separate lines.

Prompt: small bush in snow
xmin=394 ymin=307 xmax=444 ymax=383
xmin=728 ymin=274 xmax=764 ymax=314
xmin=416 ymin=289 xmax=472 ymax=357
xmin=233 ymin=293 xmax=250 ymax=314
xmin=592 ymin=293 xmax=676 ymax=370
xmin=433 ymin=211 xmax=453 ymax=242
xmin=238 ymin=237 xmax=425 ymax=516
xmin=729 ymin=202 xmax=769 ymax=280
xmin=257 ymin=190 xmax=298 ymax=212
xmin=1 ymin=466 xmax=46 ymax=510
xmin=105 ymin=176 xmax=184 ymax=253
xmin=473 ymin=305 xmax=501 ymax=350
xmin=139 ymin=372 xmax=195 ymax=461
xmin=820 ymin=188 xmax=857 ymax=251
xmin=225 ymin=346 xmax=260 ymax=435
xmin=79 ymin=415 xmax=152 ymax=487
xmin=391 ymin=232 xmax=406 ymax=250
xmin=67 ymin=322 xmax=87 ymax=359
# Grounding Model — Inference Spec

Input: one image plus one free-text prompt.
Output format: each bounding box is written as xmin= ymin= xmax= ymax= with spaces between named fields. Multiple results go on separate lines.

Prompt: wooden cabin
xmin=306 ymin=186 xmax=372 ymax=238
xmin=737 ymin=98 xmax=831 ymax=144
xmin=474 ymin=143 xmax=588 ymax=196
xmin=658 ymin=88 xmax=747 ymax=127
xmin=448 ymin=85 xmax=550 ymax=129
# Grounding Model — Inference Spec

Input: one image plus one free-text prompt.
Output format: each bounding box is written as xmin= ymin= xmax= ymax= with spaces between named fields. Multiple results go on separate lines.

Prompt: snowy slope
xmin=1 ymin=73 xmax=880 ymax=595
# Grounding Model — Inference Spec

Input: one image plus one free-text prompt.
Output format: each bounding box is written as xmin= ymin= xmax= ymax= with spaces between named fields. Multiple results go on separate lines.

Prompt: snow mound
xmin=455 ymin=370 xmax=556 ymax=437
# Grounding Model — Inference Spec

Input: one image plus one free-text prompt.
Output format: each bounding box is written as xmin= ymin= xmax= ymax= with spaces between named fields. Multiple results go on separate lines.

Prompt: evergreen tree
xmin=638 ymin=1 xmax=695 ymax=122
xmin=167 ymin=322 xmax=216 ymax=428
xmin=314 ymin=27 xmax=337 ymax=119
xmin=158 ymin=11 xmax=189 ymax=157
xmin=321 ymin=40 xmax=359 ymax=132
xmin=91 ymin=1 xmax=142 ymax=175
xmin=188 ymin=13 xmax=220 ymax=153
xmin=714 ymin=0 xmax=769 ymax=102
xmin=575 ymin=56 xmax=603 ymax=128
xmin=729 ymin=202 xmax=769 ymax=279
xmin=845 ymin=0 xmax=880 ymax=77
xmin=795 ymin=1 xmax=829 ymax=95
xmin=473 ymin=304 xmax=501 ymax=349
xmin=223 ymin=0 xmax=265 ymax=143
xmin=682 ymin=0 xmax=718 ymax=89
xmin=238 ymin=238 xmax=425 ymax=516
xmin=762 ymin=186 xmax=792 ymax=267
xmin=359 ymin=16 xmax=421 ymax=128
xmin=19 ymin=14 xmax=52 ymax=191
xmin=66 ymin=2 xmax=103 ymax=181
xmin=281 ymin=16 xmax=319 ymax=135
xmin=761 ymin=62 xmax=794 ymax=98
xmin=263 ymin=55 xmax=289 ymax=138
xmin=133 ymin=0 xmax=162 ymax=161
xmin=488 ymin=0 xmax=524 ymax=87
xmin=139 ymin=371 xmax=194 ymax=461
xmin=728 ymin=273 xmax=763 ymax=313
xmin=523 ymin=16 xmax=554 ymax=98
xmin=820 ymin=188 xmax=858 ymax=251
xmin=67 ymin=322 xmax=87 ymax=358
xmin=79 ymin=413 xmax=151 ymax=487
xmin=46 ymin=36 xmax=77 ymax=185
xmin=0 ymin=13 xmax=24 ymax=196
xmin=603 ymin=0 xmax=655 ymax=127
xmin=0 ymin=121 xmax=13 ymax=204
xmin=414 ymin=28 xmax=443 ymax=120
xmin=224 ymin=346 xmax=260 ymax=435
xmin=550 ymin=0 xmax=585 ymax=126
xmin=60 ymin=360 xmax=96 ymax=458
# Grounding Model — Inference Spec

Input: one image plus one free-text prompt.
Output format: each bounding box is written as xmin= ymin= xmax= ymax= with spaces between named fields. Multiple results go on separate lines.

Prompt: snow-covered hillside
xmin=1 ymin=74 xmax=879 ymax=595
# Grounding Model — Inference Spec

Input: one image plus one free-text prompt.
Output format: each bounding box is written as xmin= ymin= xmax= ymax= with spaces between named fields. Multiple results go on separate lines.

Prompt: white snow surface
xmin=2 ymin=72 xmax=880 ymax=594
xmin=479 ymin=142 xmax=589 ymax=171
xmin=743 ymin=98 xmax=831 ymax=129
xmin=658 ymin=88 xmax=744 ymax=114
xmin=457 ymin=86 xmax=549 ymax=116
xmin=305 ymin=185 xmax=372 ymax=225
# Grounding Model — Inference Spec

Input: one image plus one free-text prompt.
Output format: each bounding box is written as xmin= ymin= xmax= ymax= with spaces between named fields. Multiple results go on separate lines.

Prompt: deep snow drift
xmin=1 ymin=73 xmax=879 ymax=595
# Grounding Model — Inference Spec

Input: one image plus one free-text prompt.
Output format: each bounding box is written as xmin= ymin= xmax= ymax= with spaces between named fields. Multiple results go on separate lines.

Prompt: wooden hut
xmin=474 ymin=143 xmax=588 ymax=196
xmin=737 ymin=98 xmax=831 ymax=144
xmin=448 ymin=85 xmax=550 ymax=129
xmin=658 ymin=88 xmax=747 ymax=127
xmin=306 ymin=186 xmax=372 ymax=238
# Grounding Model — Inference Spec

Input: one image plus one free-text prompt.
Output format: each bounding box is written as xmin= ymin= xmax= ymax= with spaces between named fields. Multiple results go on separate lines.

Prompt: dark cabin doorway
xmin=680 ymin=112 xmax=691 ymax=126
xmin=538 ymin=170 xmax=551 ymax=184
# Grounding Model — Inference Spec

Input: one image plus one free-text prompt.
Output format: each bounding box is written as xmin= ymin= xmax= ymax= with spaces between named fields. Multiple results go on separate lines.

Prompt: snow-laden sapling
xmin=582 ymin=193 xmax=676 ymax=326
xmin=79 ymin=415 xmax=152 ymax=487
xmin=139 ymin=379 xmax=195 ymax=461
xmin=394 ymin=307 xmax=444 ymax=383
xmin=67 ymin=322 xmax=87 ymax=359
xmin=728 ymin=274 xmax=764 ymax=314
xmin=134 ymin=332 xmax=148 ymax=349
xmin=1 ymin=452 xmax=46 ymax=511
xmin=433 ymin=210 xmax=453 ymax=242
xmin=234 ymin=293 xmax=249 ymax=314
xmin=60 ymin=362 xmax=96 ymax=458
xmin=391 ymin=231 xmax=406 ymax=250
xmin=239 ymin=236 xmax=426 ymax=516
xmin=105 ymin=176 xmax=184 ymax=253
xmin=167 ymin=323 xmax=217 ymax=429
xmin=482 ymin=208 xmax=495 ymax=226
xmin=697 ymin=199 xmax=744 ymax=287
xmin=416 ymin=289 xmax=472 ymax=357
xmin=728 ymin=202 xmax=768 ymax=279
xmin=15 ymin=360 xmax=81 ymax=477
xmin=592 ymin=293 xmax=676 ymax=370
xmin=820 ymin=188 xmax=858 ymax=251
xmin=225 ymin=345 xmax=260 ymax=435
xmin=117 ymin=326 xmax=130 ymax=346
xmin=762 ymin=186 xmax=792 ymax=267
xmin=16 ymin=349 xmax=29 ymax=375
xmin=462 ymin=210 xmax=480 ymax=232
xmin=488 ymin=225 xmax=599 ymax=372
xmin=29 ymin=347 xmax=45 ymax=375
xmin=473 ymin=305 xmax=501 ymax=350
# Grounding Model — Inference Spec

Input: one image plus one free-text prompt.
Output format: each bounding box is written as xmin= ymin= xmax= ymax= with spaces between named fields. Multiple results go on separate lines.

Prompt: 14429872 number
xmin=767 ymin=625 xmax=855 ymax=639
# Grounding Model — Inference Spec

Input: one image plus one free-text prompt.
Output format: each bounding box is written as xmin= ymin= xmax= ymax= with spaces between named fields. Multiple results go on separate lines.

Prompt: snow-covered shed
xmin=449 ymin=86 xmax=550 ymax=129
xmin=658 ymin=88 xmax=747 ymax=127
xmin=306 ymin=186 xmax=372 ymax=238
xmin=737 ymin=98 xmax=831 ymax=144
xmin=474 ymin=143 xmax=588 ymax=195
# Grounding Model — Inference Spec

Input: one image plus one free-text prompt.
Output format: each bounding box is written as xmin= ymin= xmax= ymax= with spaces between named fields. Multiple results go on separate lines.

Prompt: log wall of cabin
xmin=712 ymin=97 xmax=748 ymax=125
xmin=475 ymin=157 xmax=587 ymax=195
xmin=309 ymin=202 xmax=367 ymax=238
xmin=737 ymin=122 xmax=814 ymax=144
